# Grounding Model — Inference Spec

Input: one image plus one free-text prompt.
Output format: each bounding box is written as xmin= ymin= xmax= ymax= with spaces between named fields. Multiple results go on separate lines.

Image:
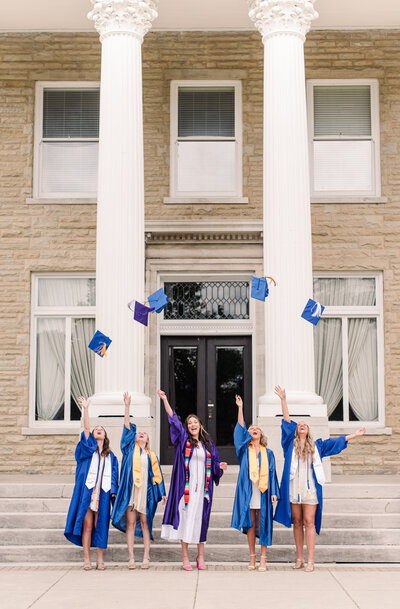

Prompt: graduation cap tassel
xmin=95 ymin=342 xmax=107 ymax=357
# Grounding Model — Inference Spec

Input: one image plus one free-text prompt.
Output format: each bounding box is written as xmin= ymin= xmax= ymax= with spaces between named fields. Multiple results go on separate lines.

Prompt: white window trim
xmin=168 ymin=80 xmax=243 ymax=201
xmin=33 ymin=81 xmax=100 ymax=201
xmin=314 ymin=271 xmax=385 ymax=430
xmin=307 ymin=79 xmax=381 ymax=199
xmin=28 ymin=273 xmax=96 ymax=431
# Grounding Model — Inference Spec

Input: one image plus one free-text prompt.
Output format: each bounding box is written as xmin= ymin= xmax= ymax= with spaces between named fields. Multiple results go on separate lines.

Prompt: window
xmin=307 ymin=80 xmax=381 ymax=197
xmin=30 ymin=275 xmax=96 ymax=425
xmin=169 ymin=80 xmax=242 ymax=199
xmin=313 ymin=274 xmax=384 ymax=426
xmin=164 ymin=281 xmax=249 ymax=320
xmin=33 ymin=82 xmax=100 ymax=198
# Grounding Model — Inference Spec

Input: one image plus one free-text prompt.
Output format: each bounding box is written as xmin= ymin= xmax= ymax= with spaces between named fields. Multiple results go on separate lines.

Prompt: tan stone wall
xmin=0 ymin=30 xmax=399 ymax=473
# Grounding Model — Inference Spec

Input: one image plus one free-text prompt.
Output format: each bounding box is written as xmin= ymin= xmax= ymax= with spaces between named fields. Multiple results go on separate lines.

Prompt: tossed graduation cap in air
xmin=147 ymin=288 xmax=169 ymax=314
xmin=127 ymin=299 xmax=155 ymax=327
xmin=301 ymin=298 xmax=325 ymax=326
xmin=251 ymin=275 xmax=277 ymax=302
xmin=88 ymin=330 xmax=112 ymax=357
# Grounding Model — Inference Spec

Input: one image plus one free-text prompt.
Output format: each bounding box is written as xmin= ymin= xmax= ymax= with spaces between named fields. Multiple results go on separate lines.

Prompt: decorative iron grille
xmin=164 ymin=281 xmax=249 ymax=320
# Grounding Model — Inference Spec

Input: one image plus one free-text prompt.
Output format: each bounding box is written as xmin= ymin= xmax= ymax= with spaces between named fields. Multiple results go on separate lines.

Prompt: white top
xmin=250 ymin=481 xmax=261 ymax=510
xmin=129 ymin=450 xmax=148 ymax=515
xmin=161 ymin=445 xmax=206 ymax=544
xmin=89 ymin=455 xmax=105 ymax=513
xmin=289 ymin=455 xmax=318 ymax=505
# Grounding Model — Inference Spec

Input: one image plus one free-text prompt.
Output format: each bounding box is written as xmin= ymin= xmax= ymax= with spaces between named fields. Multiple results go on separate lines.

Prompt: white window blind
xmin=40 ymin=87 xmax=99 ymax=196
xmin=309 ymin=81 xmax=379 ymax=196
xmin=178 ymin=88 xmax=235 ymax=138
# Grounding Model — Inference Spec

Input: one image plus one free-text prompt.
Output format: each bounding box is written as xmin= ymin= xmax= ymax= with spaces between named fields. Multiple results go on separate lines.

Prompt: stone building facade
xmin=1 ymin=28 xmax=399 ymax=474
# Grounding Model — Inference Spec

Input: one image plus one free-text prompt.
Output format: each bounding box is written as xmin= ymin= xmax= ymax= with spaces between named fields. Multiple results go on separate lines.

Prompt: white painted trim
xmin=146 ymin=218 xmax=262 ymax=233
xmin=33 ymin=81 xmax=100 ymax=200
xmin=307 ymin=79 xmax=381 ymax=198
xmin=169 ymin=80 xmax=243 ymax=199
xmin=163 ymin=197 xmax=248 ymax=205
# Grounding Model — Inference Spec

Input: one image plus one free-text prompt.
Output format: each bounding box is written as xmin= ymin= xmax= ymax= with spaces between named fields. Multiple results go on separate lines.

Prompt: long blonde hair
xmin=293 ymin=425 xmax=314 ymax=462
xmin=249 ymin=425 xmax=268 ymax=448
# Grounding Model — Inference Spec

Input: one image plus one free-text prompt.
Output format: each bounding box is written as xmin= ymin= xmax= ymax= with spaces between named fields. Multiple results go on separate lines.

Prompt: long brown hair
xmin=92 ymin=426 xmax=111 ymax=457
xmin=184 ymin=414 xmax=212 ymax=452
xmin=293 ymin=425 xmax=314 ymax=462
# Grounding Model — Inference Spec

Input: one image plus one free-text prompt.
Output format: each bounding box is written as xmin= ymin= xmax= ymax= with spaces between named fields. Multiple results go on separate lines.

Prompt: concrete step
xmin=0 ymin=543 xmax=399 ymax=563
xmin=1 ymin=526 xmax=399 ymax=547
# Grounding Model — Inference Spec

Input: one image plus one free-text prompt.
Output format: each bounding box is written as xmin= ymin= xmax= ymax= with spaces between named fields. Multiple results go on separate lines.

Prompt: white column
xmin=248 ymin=0 xmax=326 ymax=416
xmin=88 ymin=0 xmax=158 ymax=417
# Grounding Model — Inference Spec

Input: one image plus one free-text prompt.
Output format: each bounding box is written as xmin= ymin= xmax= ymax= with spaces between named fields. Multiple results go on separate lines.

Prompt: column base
xmin=88 ymin=391 xmax=152 ymax=418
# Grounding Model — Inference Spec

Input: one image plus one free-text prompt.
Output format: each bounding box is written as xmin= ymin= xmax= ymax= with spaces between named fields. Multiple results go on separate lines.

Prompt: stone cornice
xmin=145 ymin=219 xmax=263 ymax=243
xmin=88 ymin=0 xmax=158 ymax=43
xmin=247 ymin=0 xmax=318 ymax=42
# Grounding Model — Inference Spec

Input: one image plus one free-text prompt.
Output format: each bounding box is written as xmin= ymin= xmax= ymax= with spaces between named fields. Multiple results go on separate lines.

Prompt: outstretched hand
xmin=158 ymin=389 xmax=167 ymax=400
xmin=123 ymin=392 xmax=131 ymax=407
xmin=78 ymin=396 xmax=90 ymax=409
xmin=355 ymin=427 xmax=366 ymax=437
xmin=235 ymin=395 xmax=243 ymax=408
xmin=220 ymin=462 xmax=228 ymax=471
xmin=274 ymin=385 xmax=286 ymax=400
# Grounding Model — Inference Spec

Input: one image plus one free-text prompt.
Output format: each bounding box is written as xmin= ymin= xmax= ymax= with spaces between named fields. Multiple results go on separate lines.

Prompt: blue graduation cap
xmin=127 ymin=299 xmax=155 ymax=326
xmin=301 ymin=299 xmax=325 ymax=326
xmin=147 ymin=288 xmax=169 ymax=314
xmin=88 ymin=330 xmax=112 ymax=357
xmin=251 ymin=275 xmax=277 ymax=302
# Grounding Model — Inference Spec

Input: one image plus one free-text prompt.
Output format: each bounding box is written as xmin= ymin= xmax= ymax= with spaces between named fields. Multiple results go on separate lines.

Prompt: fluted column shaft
xmin=248 ymin=0 xmax=324 ymax=412
xmin=88 ymin=0 xmax=157 ymax=415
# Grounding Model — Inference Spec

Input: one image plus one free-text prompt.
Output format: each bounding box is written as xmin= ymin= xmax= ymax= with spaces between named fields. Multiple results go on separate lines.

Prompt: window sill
xmin=22 ymin=426 xmax=80 ymax=436
xmin=311 ymin=196 xmax=387 ymax=204
xmin=163 ymin=196 xmax=248 ymax=205
xmin=26 ymin=197 xmax=97 ymax=205
xmin=329 ymin=425 xmax=392 ymax=436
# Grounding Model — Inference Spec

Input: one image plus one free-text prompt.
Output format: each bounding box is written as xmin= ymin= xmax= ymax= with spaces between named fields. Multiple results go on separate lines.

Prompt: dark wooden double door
xmin=160 ymin=336 xmax=252 ymax=464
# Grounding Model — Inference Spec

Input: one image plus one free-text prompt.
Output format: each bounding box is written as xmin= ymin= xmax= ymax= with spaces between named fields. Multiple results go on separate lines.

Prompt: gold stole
xmin=248 ymin=443 xmax=269 ymax=492
xmin=133 ymin=443 xmax=162 ymax=491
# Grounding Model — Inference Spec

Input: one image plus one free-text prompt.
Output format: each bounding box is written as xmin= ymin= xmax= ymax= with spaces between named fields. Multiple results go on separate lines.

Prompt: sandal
xmin=196 ymin=555 xmax=207 ymax=570
xmin=248 ymin=554 xmax=256 ymax=571
xmin=293 ymin=558 xmax=305 ymax=569
xmin=83 ymin=561 xmax=92 ymax=571
xmin=258 ymin=555 xmax=267 ymax=572
xmin=128 ymin=557 xmax=136 ymax=570
xmin=141 ymin=557 xmax=150 ymax=570
xmin=96 ymin=561 xmax=105 ymax=571
xmin=305 ymin=561 xmax=314 ymax=572
xmin=182 ymin=554 xmax=193 ymax=571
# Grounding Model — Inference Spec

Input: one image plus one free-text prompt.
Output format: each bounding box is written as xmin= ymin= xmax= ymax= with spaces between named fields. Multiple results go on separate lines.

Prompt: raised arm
xmin=345 ymin=428 xmax=366 ymax=442
xmin=235 ymin=395 xmax=244 ymax=427
xmin=78 ymin=397 xmax=90 ymax=439
xmin=274 ymin=385 xmax=290 ymax=422
xmin=158 ymin=389 xmax=173 ymax=418
xmin=123 ymin=391 xmax=131 ymax=429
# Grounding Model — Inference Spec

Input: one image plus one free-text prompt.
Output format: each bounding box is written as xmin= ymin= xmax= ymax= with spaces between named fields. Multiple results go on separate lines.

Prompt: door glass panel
xmin=169 ymin=346 xmax=198 ymax=426
xmin=216 ymin=346 xmax=244 ymax=446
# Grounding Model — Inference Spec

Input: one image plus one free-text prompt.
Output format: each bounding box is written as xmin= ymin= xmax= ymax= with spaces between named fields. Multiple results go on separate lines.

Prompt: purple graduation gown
xmin=231 ymin=422 xmax=279 ymax=546
xmin=274 ymin=419 xmax=348 ymax=535
xmin=64 ymin=432 xmax=119 ymax=549
xmin=162 ymin=411 xmax=223 ymax=543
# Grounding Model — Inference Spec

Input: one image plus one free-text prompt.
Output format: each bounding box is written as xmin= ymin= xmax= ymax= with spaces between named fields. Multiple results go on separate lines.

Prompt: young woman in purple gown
xmin=159 ymin=389 xmax=227 ymax=570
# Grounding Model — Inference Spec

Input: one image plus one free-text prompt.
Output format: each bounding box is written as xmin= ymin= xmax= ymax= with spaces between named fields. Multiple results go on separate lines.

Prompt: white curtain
xmin=36 ymin=278 xmax=95 ymax=421
xmin=314 ymin=278 xmax=378 ymax=421
xmin=36 ymin=318 xmax=65 ymax=420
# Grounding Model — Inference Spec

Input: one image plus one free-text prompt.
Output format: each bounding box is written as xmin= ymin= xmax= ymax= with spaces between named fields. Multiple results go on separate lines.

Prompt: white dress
xmin=289 ymin=456 xmax=318 ymax=505
xmin=129 ymin=451 xmax=148 ymax=515
xmin=161 ymin=445 xmax=205 ymax=544
xmin=250 ymin=481 xmax=261 ymax=509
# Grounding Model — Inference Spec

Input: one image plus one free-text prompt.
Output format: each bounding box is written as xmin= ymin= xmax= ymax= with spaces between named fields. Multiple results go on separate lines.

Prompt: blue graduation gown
xmin=162 ymin=411 xmax=223 ymax=543
xmin=111 ymin=424 xmax=166 ymax=540
xmin=231 ymin=422 xmax=279 ymax=546
xmin=274 ymin=419 xmax=347 ymax=534
xmin=64 ymin=432 xmax=119 ymax=549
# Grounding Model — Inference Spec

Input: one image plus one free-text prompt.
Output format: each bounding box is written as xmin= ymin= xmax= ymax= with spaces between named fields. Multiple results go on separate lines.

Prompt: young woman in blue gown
xmin=64 ymin=397 xmax=119 ymax=570
xmin=111 ymin=392 xmax=166 ymax=569
xmin=273 ymin=385 xmax=366 ymax=572
xmin=231 ymin=395 xmax=279 ymax=571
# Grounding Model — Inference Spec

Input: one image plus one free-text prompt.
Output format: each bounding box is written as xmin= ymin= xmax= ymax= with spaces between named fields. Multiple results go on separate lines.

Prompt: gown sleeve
xmin=167 ymin=411 xmax=187 ymax=447
xmin=75 ymin=432 xmax=97 ymax=462
xmin=281 ymin=419 xmax=298 ymax=453
xmin=211 ymin=442 xmax=223 ymax=486
xmin=111 ymin=453 xmax=119 ymax=495
xmin=233 ymin=421 xmax=252 ymax=458
xmin=268 ymin=449 xmax=280 ymax=499
xmin=120 ymin=423 xmax=136 ymax=455
xmin=154 ymin=457 xmax=166 ymax=500
xmin=316 ymin=435 xmax=348 ymax=458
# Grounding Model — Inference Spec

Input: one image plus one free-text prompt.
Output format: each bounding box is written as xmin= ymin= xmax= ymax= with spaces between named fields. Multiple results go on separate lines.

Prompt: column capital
xmin=88 ymin=0 xmax=158 ymax=43
xmin=248 ymin=0 xmax=318 ymax=42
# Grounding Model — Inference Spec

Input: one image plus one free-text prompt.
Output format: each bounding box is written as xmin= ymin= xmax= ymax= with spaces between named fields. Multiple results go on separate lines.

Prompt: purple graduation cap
xmin=88 ymin=330 xmax=112 ymax=357
xmin=251 ymin=276 xmax=269 ymax=301
xmin=147 ymin=288 xmax=169 ymax=314
xmin=301 ymin=298 xmax=325 ymax=326
xmin=128 ymin=299 xmax=155 ymax=326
